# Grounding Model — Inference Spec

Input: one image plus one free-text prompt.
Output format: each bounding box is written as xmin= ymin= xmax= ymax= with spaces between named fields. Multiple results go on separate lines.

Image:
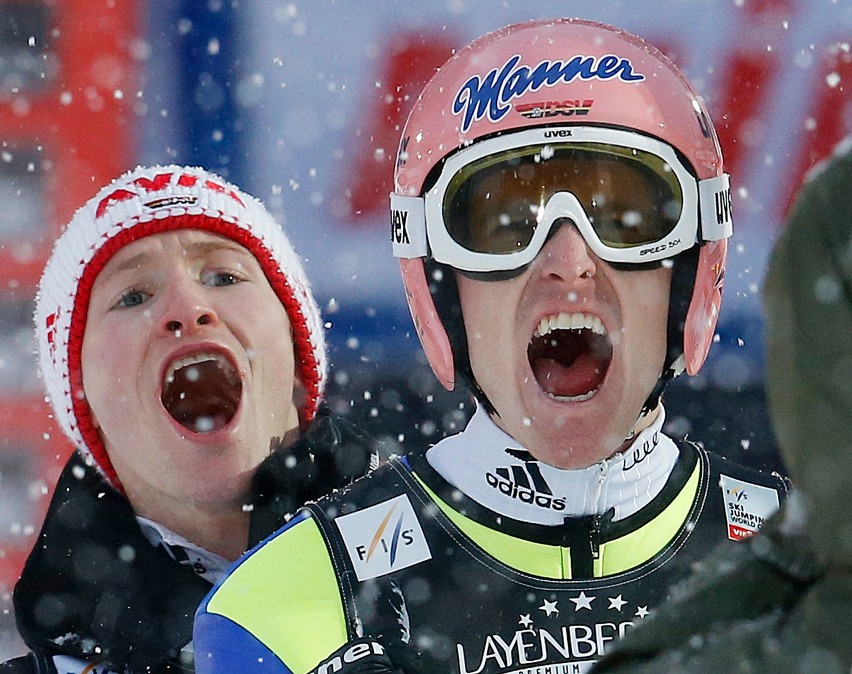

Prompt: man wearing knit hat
xmin=2 ymin=165 xmax=373 ymax=674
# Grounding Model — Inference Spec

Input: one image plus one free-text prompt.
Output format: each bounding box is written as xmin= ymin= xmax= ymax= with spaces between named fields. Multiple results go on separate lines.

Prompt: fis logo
xmin=354 ymin=501 xmax=411 ymax=565
xmin=336 ymin=495 xmax=432 ymax=581
xmin=486 ymin=449 xmax=566 ymax=511
xmin=52 ymin=656 xmax=111 ymax=673
xmin=720 ymin=474 xmax=781 ymax=542
xmin=728 ymin=486 xmax=748 ymax=503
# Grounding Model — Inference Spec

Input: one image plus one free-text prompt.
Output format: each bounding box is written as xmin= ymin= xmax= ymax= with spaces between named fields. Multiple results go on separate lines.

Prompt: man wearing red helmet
xmin=194 ymin=19 xmax=786 ymax=674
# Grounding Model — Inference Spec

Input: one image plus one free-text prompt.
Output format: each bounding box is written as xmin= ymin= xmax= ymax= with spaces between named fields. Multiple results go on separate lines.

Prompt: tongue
xmin=162 ymin=360 xmax=242 ymax=434
xmin=532 ymin=352 xmax=605 ymax=398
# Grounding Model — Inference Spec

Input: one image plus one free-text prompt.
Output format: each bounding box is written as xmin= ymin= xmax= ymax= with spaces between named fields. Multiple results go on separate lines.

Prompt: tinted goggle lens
xmin=441 ymin=143 xmax=684 ymax=256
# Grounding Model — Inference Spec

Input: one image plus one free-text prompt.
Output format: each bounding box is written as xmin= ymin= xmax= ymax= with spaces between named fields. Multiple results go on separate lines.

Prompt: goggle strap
xmin=698 ymin=173 xmax=733 ymax=242
xmin=390 ymin=193 xmax=427 ymax=258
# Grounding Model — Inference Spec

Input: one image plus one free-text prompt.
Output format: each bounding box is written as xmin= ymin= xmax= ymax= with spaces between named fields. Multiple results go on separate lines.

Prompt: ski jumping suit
xmin=194 ymin=407 xmax=786 ymax=674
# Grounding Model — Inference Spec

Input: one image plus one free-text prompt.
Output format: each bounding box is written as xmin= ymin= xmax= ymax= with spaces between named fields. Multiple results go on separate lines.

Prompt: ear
xmin=684 ymin=240 xmax=727 ymax=375
xmin=400 ymin=258 xmax=456 ymax=390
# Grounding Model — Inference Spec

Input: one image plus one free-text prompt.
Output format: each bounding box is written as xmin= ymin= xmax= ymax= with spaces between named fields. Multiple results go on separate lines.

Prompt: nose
xmin=534 ymin=219 xmax=597 ymax=282
xmin=159 ymin=276 xmax=218 ymax=336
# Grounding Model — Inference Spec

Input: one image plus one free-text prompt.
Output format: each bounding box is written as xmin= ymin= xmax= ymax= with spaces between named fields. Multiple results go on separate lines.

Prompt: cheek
xmin=456 ymin=277 xmax=508 ymax=347
xmin=242 ymin=300 xmax=296 ymax=374
xmin=81 ymin=320 xmax=141 ymax=419
xmin=80 ymin=343 xmax=113 ymax=430
xmin=631 ymin=273 xmax=672 ymax=359
xmin=651 ymin=274 xmax=672 ymax=340
xmin=456 ymin=278 xmax=525 ymax=396
xmin=81 ymin=331 xmax=108 ymax=400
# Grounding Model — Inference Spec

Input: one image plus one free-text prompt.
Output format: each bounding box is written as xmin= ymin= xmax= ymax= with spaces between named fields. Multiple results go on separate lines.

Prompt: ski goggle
xmin=391 ymin=126 xmax=732 ymax=272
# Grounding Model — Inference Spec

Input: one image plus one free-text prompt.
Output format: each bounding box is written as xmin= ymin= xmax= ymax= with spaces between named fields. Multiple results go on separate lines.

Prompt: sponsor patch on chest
xmin=335 ymin=494 xmax=432 ymax=580
xmin=720 ymin=474 xmax=780 ymax=541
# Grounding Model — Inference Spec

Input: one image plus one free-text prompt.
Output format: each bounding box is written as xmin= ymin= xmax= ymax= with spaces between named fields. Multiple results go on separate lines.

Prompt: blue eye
xmin=117 ymin=290 xmax=149 ymax=308
xmin=206 ymin=271 xmax=241 ymax=287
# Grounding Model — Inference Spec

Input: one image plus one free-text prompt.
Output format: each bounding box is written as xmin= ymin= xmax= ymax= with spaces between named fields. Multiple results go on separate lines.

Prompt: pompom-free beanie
xmin=35 ymin=165 xmax=327 ymax=488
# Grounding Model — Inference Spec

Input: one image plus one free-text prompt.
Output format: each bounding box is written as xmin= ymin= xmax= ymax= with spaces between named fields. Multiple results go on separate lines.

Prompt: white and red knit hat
xmin=35 ymin=165 xmax=327 ymax=488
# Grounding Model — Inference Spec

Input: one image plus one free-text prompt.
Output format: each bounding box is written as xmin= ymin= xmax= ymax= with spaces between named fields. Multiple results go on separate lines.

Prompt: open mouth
xmin=527 ymin=312 xmax=613 ymax=401
xmin=160 ymin=352 xmax=242 ymax=434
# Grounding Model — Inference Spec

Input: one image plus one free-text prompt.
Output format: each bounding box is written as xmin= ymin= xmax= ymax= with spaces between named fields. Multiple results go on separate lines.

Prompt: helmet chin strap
xmin=637 ymin=353 xmax=685 ymax=419
xmin=424 ymin=259 xmax=499 ymax=415
xmin=636 ymin=244 xmax=699 ymax=419
xmin=630 ymin=351 xmax=685 ymax=442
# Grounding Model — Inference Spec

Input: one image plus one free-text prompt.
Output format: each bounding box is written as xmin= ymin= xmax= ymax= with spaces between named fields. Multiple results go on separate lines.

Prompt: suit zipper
xmin=590 ymin=514 xmax=602 ymax=560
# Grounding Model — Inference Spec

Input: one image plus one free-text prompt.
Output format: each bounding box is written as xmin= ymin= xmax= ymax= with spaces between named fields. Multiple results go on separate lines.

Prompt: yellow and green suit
xmin=195 ymin=427 xmax=785 ymax=674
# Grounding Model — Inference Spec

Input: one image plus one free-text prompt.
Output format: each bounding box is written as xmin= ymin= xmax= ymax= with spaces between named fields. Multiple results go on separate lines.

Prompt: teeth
xmin=164 ymin=352 xmax=236 ymax=385
xmin=547 ymin=389 xmax=598 ymax=403
xmin=534 ymin=312 xmax=606 ymax=338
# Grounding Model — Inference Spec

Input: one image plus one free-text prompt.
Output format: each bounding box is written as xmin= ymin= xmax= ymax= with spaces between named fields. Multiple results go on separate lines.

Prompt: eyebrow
xmin=98 ymin=238 xmax=254 ymax=283
xmin=183 ymin=239 xmax=254 ymax=261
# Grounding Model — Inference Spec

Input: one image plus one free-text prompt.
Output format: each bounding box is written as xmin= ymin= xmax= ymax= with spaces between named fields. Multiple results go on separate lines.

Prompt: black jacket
xmin=1 ymin=409 xmax=373 ymax=674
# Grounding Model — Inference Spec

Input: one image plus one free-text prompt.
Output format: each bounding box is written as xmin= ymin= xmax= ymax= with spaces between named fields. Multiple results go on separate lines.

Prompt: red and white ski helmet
xmin=35 ymin=165 xmax=327 ymax=489
xmin=392 ymin=18 xmax=730 ymax=391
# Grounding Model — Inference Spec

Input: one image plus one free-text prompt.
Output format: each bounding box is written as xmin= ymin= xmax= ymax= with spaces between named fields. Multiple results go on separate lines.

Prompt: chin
xmin=193 ymin=471 xmax=254 ymax=505
xmin=536 ymin=443 xmax=610 ymax=470
xmin=524 ymin=409 xmax=631 ymax=469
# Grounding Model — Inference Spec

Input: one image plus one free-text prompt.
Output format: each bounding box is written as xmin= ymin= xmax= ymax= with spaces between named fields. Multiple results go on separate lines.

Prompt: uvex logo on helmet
xmin=94 ymin=171 xmax=246 ymax=219
xmin=452 ymin=53 xmax=644 ymax=133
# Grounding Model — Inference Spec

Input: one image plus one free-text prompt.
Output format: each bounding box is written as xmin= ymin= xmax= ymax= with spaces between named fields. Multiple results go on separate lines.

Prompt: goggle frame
xmin=391 ymin=126 xmax=731 ymax=272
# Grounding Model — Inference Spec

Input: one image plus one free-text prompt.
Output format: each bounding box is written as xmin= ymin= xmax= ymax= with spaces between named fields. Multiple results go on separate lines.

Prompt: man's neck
xmin=136 ymin=514 xmax=237 ymax=584
xmin=129 ymin=491 xmax=250 ymax=562
xmin=425 ymin=405 xmax=679 ymax=525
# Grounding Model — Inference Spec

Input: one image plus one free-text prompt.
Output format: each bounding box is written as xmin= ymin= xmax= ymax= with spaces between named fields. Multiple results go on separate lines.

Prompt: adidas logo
xmin=485 ymin=449 xmax=566 ymax=512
